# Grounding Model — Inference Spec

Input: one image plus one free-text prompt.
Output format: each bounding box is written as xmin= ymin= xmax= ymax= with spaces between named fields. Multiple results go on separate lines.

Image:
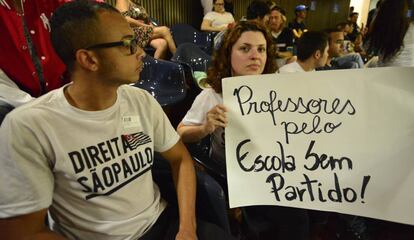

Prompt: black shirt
xmin=288 ymin=19 xmax=306 ymax=32
xmin=272 ymin=28 xmax=294 ymax=52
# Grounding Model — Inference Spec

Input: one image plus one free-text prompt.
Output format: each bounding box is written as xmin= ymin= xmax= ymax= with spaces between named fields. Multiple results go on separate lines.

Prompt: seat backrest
xmin=171 ymin=43 xmax=212 ymax=72
xmin=134 ymin=55 xmax=186 ymax=107
xmin=170 ymin=24 xmax=214 ymax=55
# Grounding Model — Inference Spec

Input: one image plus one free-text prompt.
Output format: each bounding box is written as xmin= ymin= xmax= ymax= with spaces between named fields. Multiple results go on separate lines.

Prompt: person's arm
xmin=277 ymin=51 xmax=293 ymax=59
xmin=124 ymin=16 xmax=152 ymax=28
xmin=0 ymin=209 xmax=66 ymax=240
xmin=115 ymin=0 xmax=129 ymax=12
xmin=160 ymin=141 xmax=197 ymax=240
xmin=115 ymin=0 xmax=152 ymax=28
xmin=177 ymin=104 xmax=227 ymax=143
xmin=292 ymin=29 xmax=302 ymax=39
xmin=201 ymin=19 xmax=226 ymax=32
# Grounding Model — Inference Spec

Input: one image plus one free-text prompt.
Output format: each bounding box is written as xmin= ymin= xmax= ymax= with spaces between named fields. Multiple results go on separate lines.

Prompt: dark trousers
xmin=243 ymin=205 xmax=310 ymax=240
xmin=140 ymin=205 xmax=230 ymax=240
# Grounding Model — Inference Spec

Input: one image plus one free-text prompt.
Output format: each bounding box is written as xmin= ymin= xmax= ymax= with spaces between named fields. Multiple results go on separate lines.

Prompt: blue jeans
xmin=333 ymin=53 xmax=364 ymax=69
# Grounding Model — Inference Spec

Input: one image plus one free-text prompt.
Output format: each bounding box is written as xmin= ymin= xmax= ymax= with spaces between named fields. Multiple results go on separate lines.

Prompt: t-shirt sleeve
xmin=146 ymin=93 xmax=180 ymax=153
xmin=181 ymin=89 xmax=215 ymax=126
xmin=203 ymin=12 xmax=214 ymax=21
xmin=0 ymin=113 xmax=54 ymax=218
xmin=229 ymin=13 xmax=235 ymax=23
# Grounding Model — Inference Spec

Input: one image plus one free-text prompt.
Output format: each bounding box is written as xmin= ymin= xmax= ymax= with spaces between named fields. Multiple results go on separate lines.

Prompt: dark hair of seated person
xmin=296 ymin=31 xmax=329 ymax=62
xmin=246 ymin=0 xmax=271 ymax=20
xmin=50 ymin=1 xmax=119 ymax=72
xmin=206 ymin=20 xmax=277 ymax=94
xmin=366 ymin=0 xmax=413 ymax=61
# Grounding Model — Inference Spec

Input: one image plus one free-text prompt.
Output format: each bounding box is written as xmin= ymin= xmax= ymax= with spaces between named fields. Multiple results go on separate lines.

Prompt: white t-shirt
xmin=278 ymin=61 xmax=307 ymax=73
xmin=380 ymin=23 xmax=414 ymax=67
xmin=181 ymin=88 xmax=225 ymax=170
xmin=0 ymin=69 xmax=34 ymax=107
xmin=203 ymin=11 xmax=234 ymax=29
xmin=0 ymin=84 xmax=179 ymax=240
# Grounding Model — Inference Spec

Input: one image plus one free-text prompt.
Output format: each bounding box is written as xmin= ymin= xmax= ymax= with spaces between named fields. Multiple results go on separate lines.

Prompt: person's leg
xmin=196 ymin=171 xmax=231 ymax=235
xmin=139 ymin=206 xmax=174 ymax=240
xmin=161 ymin=206 xmax=232 ymax=240
xmin=152 ymin=26 xmax=177 ymax=55
xmin=150 ymin=38 xmax=168 ymax=59
xmin=244 ymin=206 xmax=309 ymax=240
xmin=335 ymin=53 xmax=364 ymax=69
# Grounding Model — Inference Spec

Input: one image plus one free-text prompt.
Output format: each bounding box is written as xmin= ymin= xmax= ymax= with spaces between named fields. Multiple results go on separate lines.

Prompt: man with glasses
xmin=0 ymin=1 xmax=227 ymax=239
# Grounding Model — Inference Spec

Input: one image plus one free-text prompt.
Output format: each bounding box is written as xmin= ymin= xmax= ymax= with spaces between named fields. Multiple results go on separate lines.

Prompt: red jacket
xmin=0 ymin=0 xmax=69 ymax=97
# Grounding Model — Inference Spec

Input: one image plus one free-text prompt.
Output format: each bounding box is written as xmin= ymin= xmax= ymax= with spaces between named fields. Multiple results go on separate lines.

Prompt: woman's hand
xmin=203 ymin=104 xmax=227 ymax=134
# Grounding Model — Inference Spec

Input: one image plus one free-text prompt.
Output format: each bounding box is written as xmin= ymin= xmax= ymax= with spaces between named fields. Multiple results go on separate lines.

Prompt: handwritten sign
xmin=223 ymin=67 xmax=414 ymax=225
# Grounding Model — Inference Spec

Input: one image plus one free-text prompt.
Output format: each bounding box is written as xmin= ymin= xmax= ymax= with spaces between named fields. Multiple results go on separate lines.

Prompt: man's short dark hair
xmin=50 ymin=0 xmax=119 ymax=71
xmin=325 ymin=28 xmax=343 ymax=42
xmin=246 ymin=0 xmax=271 ymax=20
xmin=296 ymin=31 xmax=328 ymax=61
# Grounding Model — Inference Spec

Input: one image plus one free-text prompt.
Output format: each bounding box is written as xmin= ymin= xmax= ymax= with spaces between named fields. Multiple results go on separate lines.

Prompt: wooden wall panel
xmin=106 ymin=0 xmax=350 ymax=31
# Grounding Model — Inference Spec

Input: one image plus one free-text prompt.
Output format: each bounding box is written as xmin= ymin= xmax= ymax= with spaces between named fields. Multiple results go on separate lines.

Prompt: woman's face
xmin=214 ymin=0 xmax=225 ymax=13
xmin=231 ymin=31 xmax=267 ymax=76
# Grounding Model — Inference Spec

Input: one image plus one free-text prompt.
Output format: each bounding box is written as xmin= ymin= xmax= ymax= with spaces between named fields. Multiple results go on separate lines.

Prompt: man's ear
xmin=75 ymin=49 xmax=99 ymax=71
xmin=314 ymin=50 xmax=321 ymax=59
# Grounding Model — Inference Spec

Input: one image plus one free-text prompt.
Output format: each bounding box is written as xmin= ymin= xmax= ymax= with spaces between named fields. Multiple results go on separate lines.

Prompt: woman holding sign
xmin=177 ymin=20 xmax=310 ymax=239
xmin=178 ymin=20 xmax=276 ymax=176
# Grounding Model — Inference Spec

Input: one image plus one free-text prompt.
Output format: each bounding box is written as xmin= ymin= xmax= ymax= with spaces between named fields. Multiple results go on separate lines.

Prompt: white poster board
xmin=223 ymin=67 xmax=414 ymax=225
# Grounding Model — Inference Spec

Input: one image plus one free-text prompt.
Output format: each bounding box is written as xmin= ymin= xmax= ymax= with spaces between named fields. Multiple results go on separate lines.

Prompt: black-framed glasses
xmin=86 ymin=38 xmax=138 ymax=55
xmin=215 ymin=3 xmax=224 ymax=6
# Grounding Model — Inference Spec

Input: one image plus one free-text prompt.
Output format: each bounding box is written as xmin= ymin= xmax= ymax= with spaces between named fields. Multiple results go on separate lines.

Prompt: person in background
xmin=201 ymin=0 xmax=235 ymax=33
xmin=367 ymin=0 xmax=382 ymax=29
xmin=269 ymin=6 xmax=293 ymax=58
xmin=353 ymin=32 xmax=367 ymax=59
xmin=347 ymin=12 xmax=360 ymax=42
xmin=268 ymin=5 xmax=295 ymax=66
xmin=246 ymin=0 xmax=271 ymax=25
xmin=213 ymin=0 xmax=270 ymax=50
xmin=0 ymin=2 xmax=229 ymax=239
xmin=366 ymin=0 xmax=414 ymax=67
xmin=201 ymin=0 xmax=233 ymax=15
xmin=116 ymin=0 xmax=176 ymax=59
xmin=289 ymin=4 xmax=308 ymax=40
xmin=336 ymin=21 xmax=352 ymax=41
xmin=0 ymin=0 xmax=70 ymax=97
xmin=317 ymin=29 xmax=364 ymax=70
xmin=278 ymin=31 xmax=329 ymax=73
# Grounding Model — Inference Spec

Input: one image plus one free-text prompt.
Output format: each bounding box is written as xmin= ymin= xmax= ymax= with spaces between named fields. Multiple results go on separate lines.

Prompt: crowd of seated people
xmin=1 ymin=0 xmax=414 ymax=239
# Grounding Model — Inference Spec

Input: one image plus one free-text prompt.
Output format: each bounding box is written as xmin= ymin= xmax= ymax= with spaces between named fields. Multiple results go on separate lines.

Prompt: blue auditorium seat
xmin=134 ymin=54 xmax=187 ymax=107
xmin=170 ymin=24 xmax=214 ymax=55
xmin=171 ymin=43 xmax=212 ymax=72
